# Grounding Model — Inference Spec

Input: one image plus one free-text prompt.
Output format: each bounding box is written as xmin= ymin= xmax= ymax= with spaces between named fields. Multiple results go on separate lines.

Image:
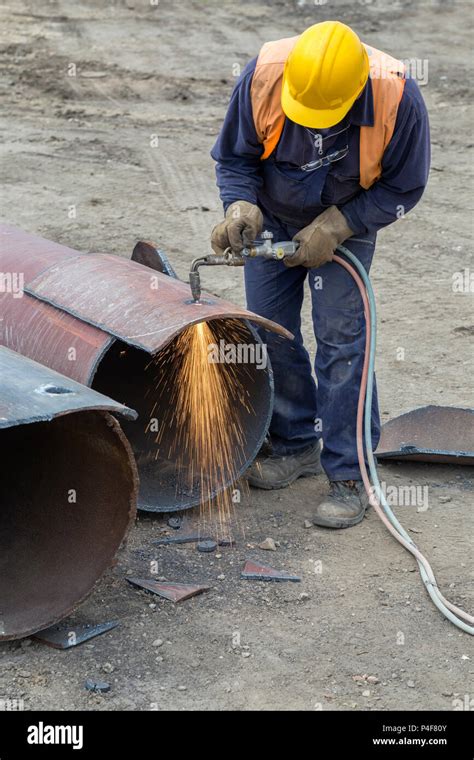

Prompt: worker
xmin=210 ymin=21 xmax=430 ymax=528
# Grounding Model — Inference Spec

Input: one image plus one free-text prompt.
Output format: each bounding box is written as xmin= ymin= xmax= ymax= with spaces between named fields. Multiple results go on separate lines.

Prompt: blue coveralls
xmin=211 ymin=58 xmax=430 ymax=481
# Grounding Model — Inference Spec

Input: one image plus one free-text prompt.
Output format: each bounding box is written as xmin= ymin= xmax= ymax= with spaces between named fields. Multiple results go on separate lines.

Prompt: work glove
xmin=285 ymin=206 xmax=354 ymax=269
xmin=211 ymin=201 xmax=263 ymax=255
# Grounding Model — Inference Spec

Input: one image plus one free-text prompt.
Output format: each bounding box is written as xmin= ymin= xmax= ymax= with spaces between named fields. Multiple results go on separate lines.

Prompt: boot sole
xmin=312 ymin=508 xmax=366 ymax=529
xmin=247 ymin=463 xmax=323 ymax=491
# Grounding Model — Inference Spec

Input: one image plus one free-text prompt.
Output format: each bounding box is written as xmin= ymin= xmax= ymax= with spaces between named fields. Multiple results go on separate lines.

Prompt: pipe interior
xmin=92 ymin=318 xmax=273 ymax=512
xmin=0 ymin=412 xmax=134 ymax=640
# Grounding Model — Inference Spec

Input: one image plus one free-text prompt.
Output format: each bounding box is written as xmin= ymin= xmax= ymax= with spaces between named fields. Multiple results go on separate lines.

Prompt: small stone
xmin=152 ymin=639 xmax=164 ymax=648
xmin=101 ymin=663 xmax=114 ymax=674
xmin=258 ymin=537 xmax=277 ymax=551
xmin=367 ymin=676 xmax=379 ymax=684
xmin=299 ymin=592 xmax=311 ymax=601
xmin=85 ymin=679 xmax=110 ymax=693
xmin=197 ymin=540 xmax=217 ymax=553
xmin=438 ymin=496 xmax=452 ymax=504
xmin=168 ymin=517 xmax=182 ymax=529
xmin=407 ymin=680 xmax=415 ymax=688
xmin=177 ymin=685 xmax=187 ymax=691
xmin=217 ymin=574 xmax=225 ymax=580
xmin=242 ymin=651 xmax=251 ymax=658
xmin=362 ymin=690 xmax=370 ymax=697
xmin=148 ymin=603 xmax=156 ymax=610
xmin=218 ymin=538 xmax=235 ymax=547
xmin=303 ymin=520 xmax=312 ymax=529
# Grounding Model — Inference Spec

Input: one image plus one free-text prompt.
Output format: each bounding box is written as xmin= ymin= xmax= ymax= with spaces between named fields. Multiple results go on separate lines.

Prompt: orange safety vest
xmin=250 ymin=36 xmax=406 ymax=189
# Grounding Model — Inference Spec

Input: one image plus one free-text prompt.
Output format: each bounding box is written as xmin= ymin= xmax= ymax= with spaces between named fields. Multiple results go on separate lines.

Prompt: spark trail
xmin=145 ymin=319 xmax=256 ymax=536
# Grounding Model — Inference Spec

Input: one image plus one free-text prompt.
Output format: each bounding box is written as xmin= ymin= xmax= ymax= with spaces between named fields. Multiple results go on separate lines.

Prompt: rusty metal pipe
xmin=0 ymin=225 xmax=291 ymax=512
xmin=0 ymin=347 xmax=138 ymax=640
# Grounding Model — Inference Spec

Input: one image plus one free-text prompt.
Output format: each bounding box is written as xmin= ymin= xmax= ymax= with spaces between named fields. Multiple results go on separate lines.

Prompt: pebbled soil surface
xmin=0 ymin=0 xmax=472 ymax=711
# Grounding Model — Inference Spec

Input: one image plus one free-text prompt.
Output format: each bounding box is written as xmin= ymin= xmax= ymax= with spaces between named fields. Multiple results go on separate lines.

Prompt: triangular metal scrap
xmin=33 ymin=620 xmax=119 ymax=649
xmin=241 ymin=560 xmax=301 ymax=582
xmin=127 ymin=577 xmax=210 ymax=602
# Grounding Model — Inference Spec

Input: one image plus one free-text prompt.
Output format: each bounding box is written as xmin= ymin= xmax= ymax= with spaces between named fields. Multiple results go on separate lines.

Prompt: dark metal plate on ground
xmin=33 ymin=620 xmax=119 ymax=649
xmin=376 ymin=406 xmax=474 ymax=465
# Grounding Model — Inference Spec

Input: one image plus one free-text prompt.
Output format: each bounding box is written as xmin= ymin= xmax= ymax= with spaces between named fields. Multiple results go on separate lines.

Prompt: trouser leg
xmin=244 ymin=239 xmax=318 ymax=456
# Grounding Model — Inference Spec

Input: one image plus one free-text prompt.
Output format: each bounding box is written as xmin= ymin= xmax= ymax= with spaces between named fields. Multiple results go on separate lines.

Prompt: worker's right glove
xmin=286 ymin=206 xmax=354 ymax=269
xmin=211 ymin=201 xmax=263 ymax=255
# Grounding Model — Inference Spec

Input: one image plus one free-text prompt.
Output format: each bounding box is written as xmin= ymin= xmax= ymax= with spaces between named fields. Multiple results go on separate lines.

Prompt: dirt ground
xmin=0 ymin=0 xmax=473 ymax=711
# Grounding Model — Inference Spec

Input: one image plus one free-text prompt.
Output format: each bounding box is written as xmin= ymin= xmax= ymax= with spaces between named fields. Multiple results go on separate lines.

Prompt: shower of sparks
xmin=145 ymin=320 xmax=256 ymax=536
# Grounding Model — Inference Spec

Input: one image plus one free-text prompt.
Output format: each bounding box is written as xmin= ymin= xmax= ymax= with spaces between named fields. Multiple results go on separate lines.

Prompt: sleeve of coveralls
xmin=210 ymin=58 xmax=265 ymax=211
xmin=340 ymin=78 xmax=431 ymax=235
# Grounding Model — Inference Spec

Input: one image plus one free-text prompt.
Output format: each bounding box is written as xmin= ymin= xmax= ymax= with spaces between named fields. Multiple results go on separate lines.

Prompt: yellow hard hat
xmin=281 ymin=21 xmax=369 ymax=129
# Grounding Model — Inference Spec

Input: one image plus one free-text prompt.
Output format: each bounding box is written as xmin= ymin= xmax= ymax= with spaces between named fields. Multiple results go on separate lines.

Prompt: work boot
xmin=247 ymin=441 xmax=322 ymax=490
xmin=312 ymin=480 xmax=368 ymax=529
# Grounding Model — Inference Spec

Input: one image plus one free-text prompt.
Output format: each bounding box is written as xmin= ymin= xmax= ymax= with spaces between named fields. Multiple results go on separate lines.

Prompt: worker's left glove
xmin=286 ymin=206 xmax=354 ymax=269
xmin=211 ymin=201 xmax=263 ymax=255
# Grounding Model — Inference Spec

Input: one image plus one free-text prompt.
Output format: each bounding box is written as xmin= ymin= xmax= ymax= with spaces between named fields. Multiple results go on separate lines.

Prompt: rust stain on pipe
xmin=0 ymin=347 xmax=138 ymax=640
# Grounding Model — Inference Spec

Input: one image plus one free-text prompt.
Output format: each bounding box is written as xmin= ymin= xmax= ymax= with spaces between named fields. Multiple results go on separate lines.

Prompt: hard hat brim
xmin=281 ymin=75 xmax=364 ymax=129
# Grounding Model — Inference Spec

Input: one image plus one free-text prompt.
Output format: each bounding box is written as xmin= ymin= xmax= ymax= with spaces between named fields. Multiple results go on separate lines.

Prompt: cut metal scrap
xmin=152 ymin=533 xmax=212 ymax=546
xmin=241 ymin=560 xmax=301 ymax=582
xmin=131 ymin=240 xmax=178 ymax=279
xmin=376 ymin=405 xmax=474 ymax=465
xmin=33 ymin=621 xmax=119 ymax=649
xmin=127 ymin=578 xmax=210 ymax=602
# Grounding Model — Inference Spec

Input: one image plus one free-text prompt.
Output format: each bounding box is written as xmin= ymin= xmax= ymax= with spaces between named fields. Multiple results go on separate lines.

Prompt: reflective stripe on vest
xmin=250 ymin=36 xmax=406 ymax=189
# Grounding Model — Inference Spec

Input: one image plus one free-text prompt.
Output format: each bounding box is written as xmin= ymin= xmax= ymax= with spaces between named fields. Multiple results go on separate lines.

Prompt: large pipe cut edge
xmin=0 ymin=346 xmax=138 ymax=641
xmin=0 ymin=224 xmax=292 ymax=512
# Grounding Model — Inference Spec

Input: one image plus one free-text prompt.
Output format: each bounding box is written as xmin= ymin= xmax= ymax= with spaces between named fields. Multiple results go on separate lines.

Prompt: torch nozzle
xmin=189 ymin=251 xmax=244 ymax=303
xmin=189 ymin=271 xmax=202 ymax=303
